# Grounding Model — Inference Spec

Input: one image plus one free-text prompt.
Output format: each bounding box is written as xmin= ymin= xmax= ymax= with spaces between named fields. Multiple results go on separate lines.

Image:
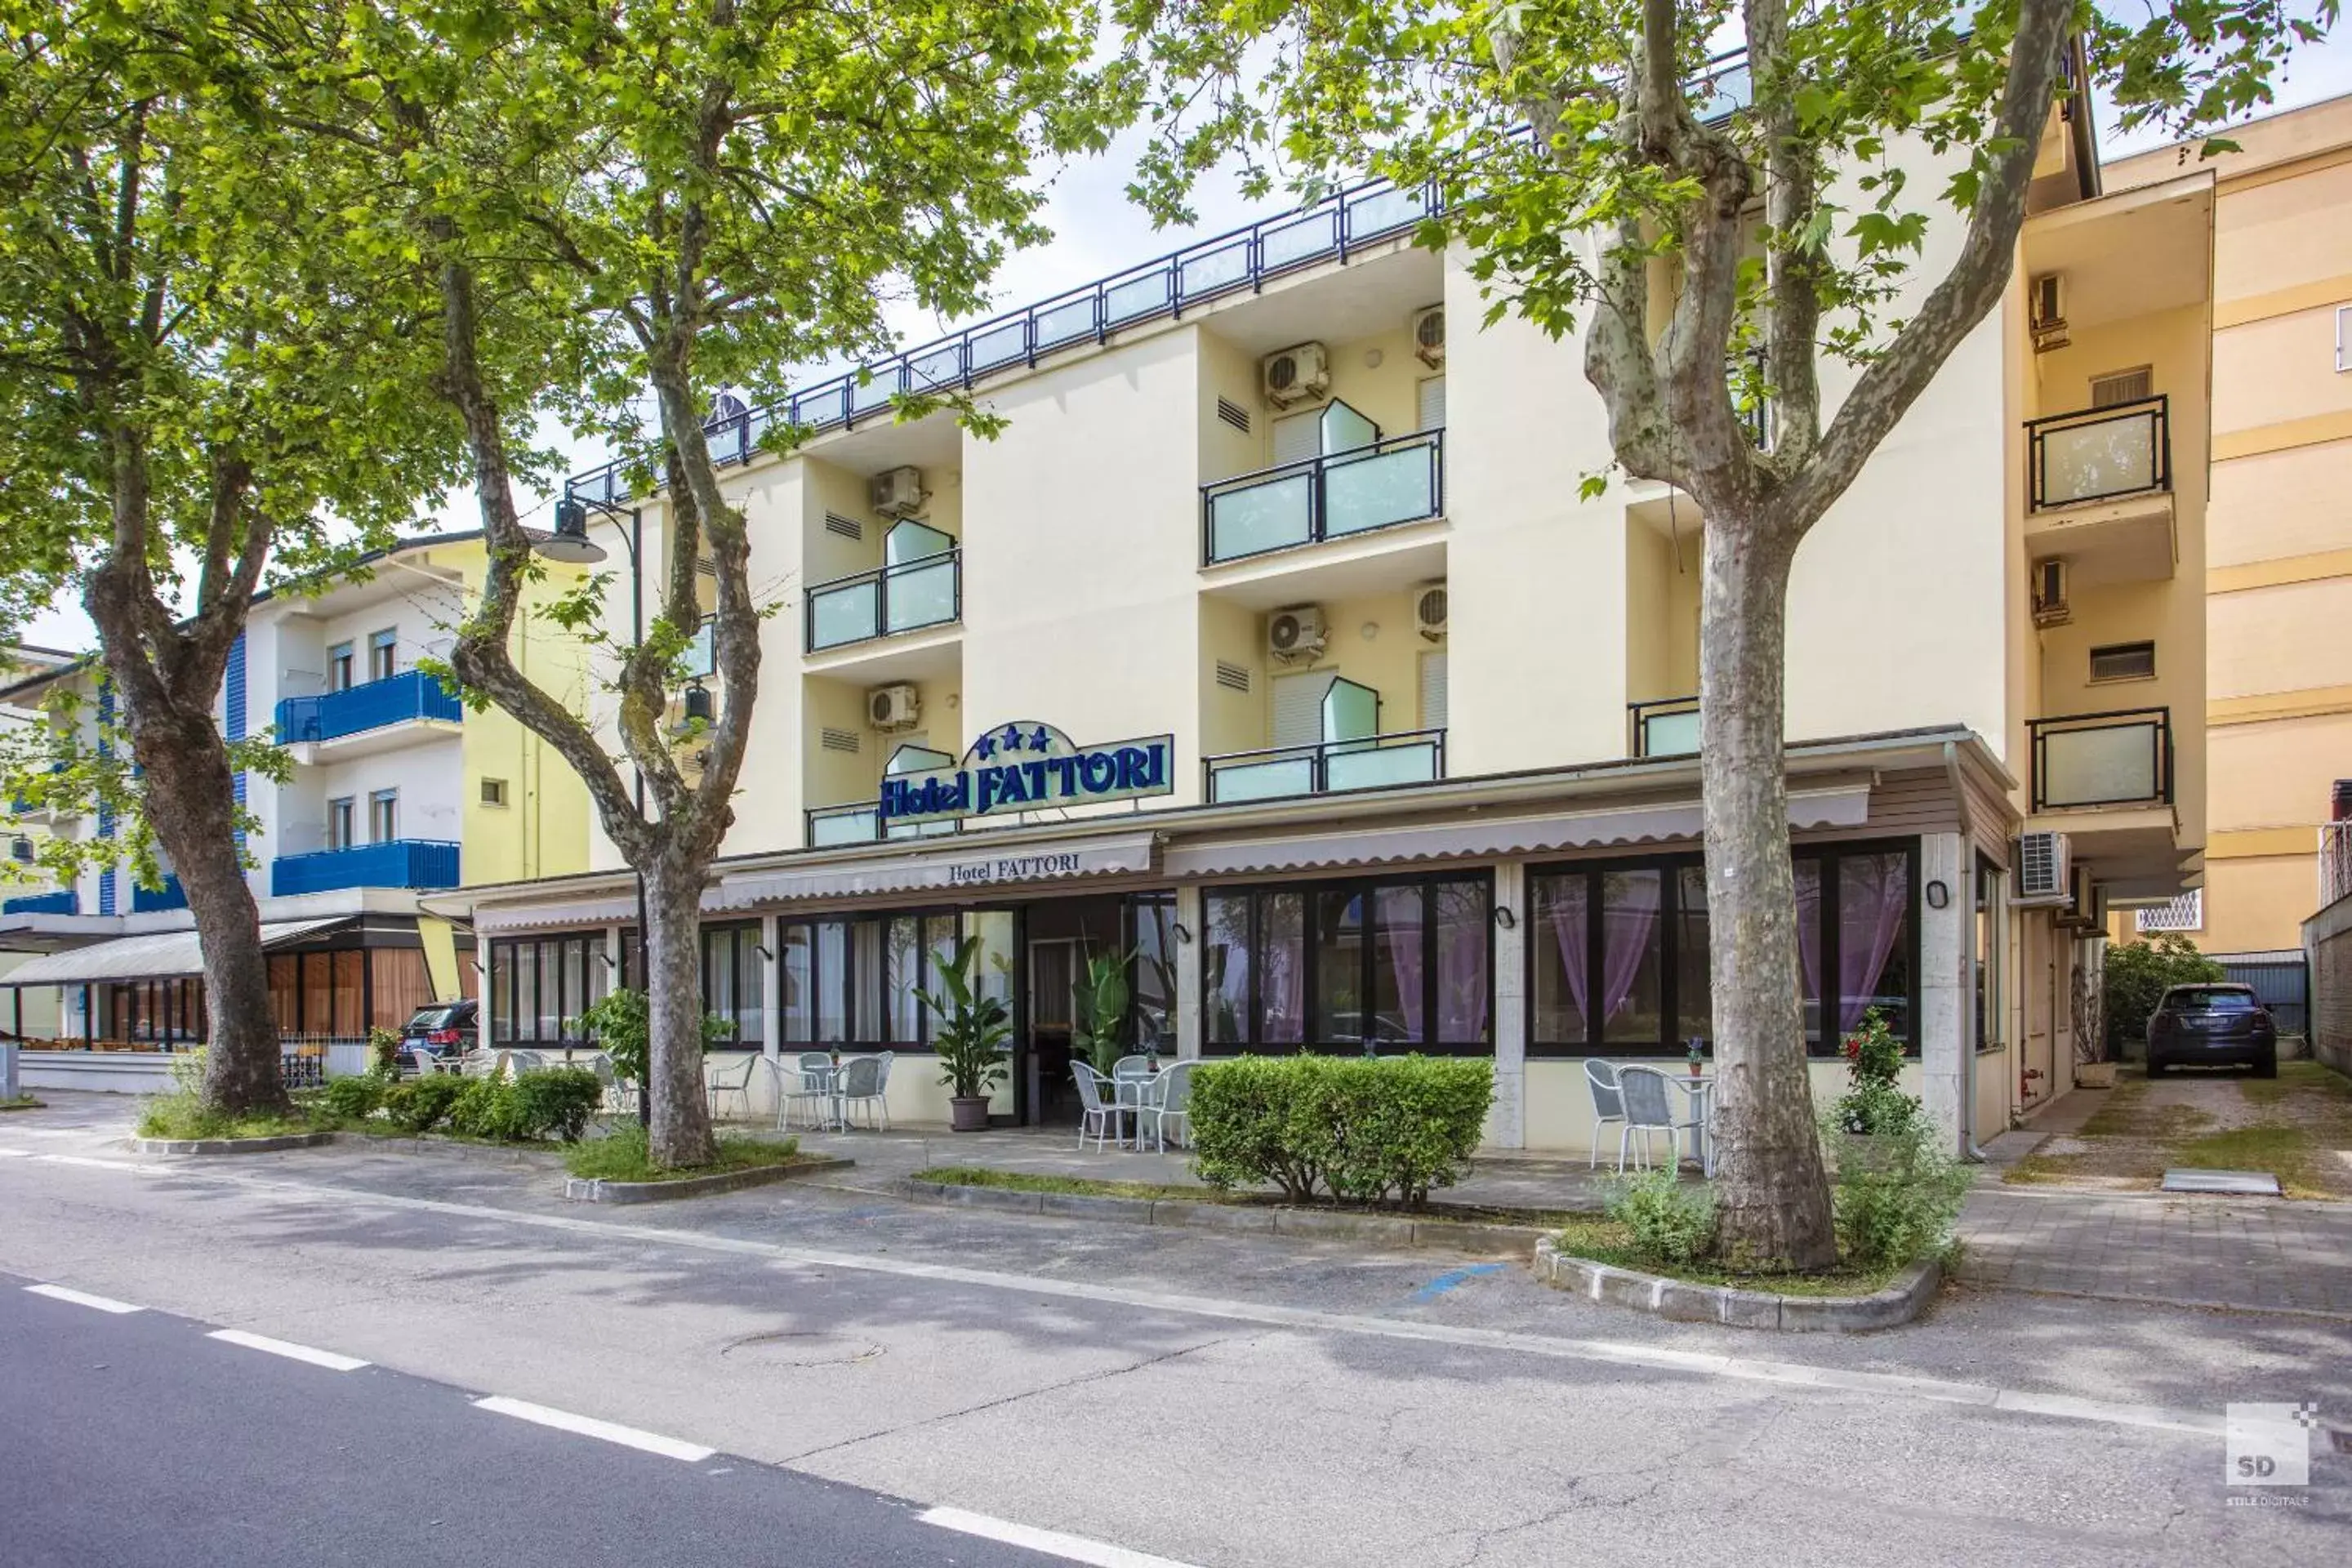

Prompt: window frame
xmin=367 ymin=627 xmax=399 ymax=683
xmin=368 ymin=789 xmax=399 ymax=843
xmin=699 ymin=920 xmax=764 ymax=1046
xmin=2087 ymin=639 xmax=2156 ymax=684
xmin=327 ymin=643 xmax=355 ymax=692
xmin=326 ymin=795 xmax=356 ymax=851
xmin=485 ymin=930 xmax=611 ymax=1046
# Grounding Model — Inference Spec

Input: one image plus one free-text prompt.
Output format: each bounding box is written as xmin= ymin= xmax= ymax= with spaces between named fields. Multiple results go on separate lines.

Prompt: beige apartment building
xmin=2107 ymin=94 xmax=2352 ymax=963
xmin=435 ymin=59 xmax=2213 ymax=1154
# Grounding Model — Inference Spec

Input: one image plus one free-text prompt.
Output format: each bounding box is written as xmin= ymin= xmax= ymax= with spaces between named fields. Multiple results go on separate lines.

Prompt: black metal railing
xmin=2029 ymin=707 xmax=2172 ymax=812
xmin=804 ymin=550 xmax=962 ymax=653
xmin=2027 ymin=395 xmax=2171 ymax=512
xmin=1628 ymin=696 xmax=1701 ymax=758
xmin=1201 ymin=431 xmax=1444 ymax=565
xmin=1204 ymin=729 xmax=1446 ymax=804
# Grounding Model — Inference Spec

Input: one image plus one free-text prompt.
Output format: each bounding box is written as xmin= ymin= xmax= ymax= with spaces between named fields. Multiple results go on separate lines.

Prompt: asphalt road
xmin=2 ymin=1094 xmax=2346 ymax=1566
xmin=0 ymin=1279 xmax=1085 ymax=1568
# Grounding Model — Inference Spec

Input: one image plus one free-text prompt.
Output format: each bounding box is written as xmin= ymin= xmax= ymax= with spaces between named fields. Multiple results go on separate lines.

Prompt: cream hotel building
xmin=450 ymin=57 xmax=2242 ymax=1155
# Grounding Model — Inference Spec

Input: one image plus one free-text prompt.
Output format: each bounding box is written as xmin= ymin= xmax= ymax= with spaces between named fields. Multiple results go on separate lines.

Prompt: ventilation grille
xmin=824 ymin=513 xmax=863 ymax=541
xmin=1214 ymin=661 xmax=1252 ymax=693
xmin=821 ymin=728 xmax=861 ymax=754
xmin=2088 ymin=641 xmax=2155 ymax=682
xmin=2091 ymin=367 xmax=2153 ymax=408
xmin=1216 ymin=397 xmax=1252 ymax=434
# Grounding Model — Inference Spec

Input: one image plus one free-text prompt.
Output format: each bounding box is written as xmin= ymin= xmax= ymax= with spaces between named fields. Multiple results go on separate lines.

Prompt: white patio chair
xmin=777 ymin=1052 xmax=836 ymax=1133
xmin=1584 ymin=1060 xmax=1628 ymax=1169
xmin=838 ymin=1054 xmax=889 ymax=1130
xmin=1615 ymin=1065 xmax=1704 ymax=1173
xmin=1138 ymin=1061 xmax=1196 ymax=1152
xmin=502 ymin=1049 xmax=545 ymax=1079
xmin=1068 ymin=1062 xmax=1120 ymax=1152
xmin=706 ymin=1053 xmax=760 ymax=1120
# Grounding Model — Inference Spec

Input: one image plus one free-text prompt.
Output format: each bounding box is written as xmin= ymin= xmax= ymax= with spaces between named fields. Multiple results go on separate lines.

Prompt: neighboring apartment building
xmin=437 ymin=57 xmax=2214 ymax=1153
xmin=2105 ymin=93 xmax=2352 ymax=961
xmin=0 ymin=534 xmax=593 ymax=1062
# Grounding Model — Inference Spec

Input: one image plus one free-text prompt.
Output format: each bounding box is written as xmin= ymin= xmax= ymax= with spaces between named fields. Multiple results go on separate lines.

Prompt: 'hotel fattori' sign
xmin=880 ymin=721 xmax=1174 ymax=829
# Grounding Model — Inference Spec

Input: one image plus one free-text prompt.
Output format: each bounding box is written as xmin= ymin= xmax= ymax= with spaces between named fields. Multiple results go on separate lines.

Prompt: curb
xmin=884 ymin=1178 xmax=1547 ymax=1254
xmin=1533 ymin=1238 xmax=1941 ymax=1331
xmin=327 ymin=1132 xmax=568 ymax=1167
xmin=564 ymin=1156 xmax=855 ymax=1205
xmin=128 ymin=1131 xmax=336 ymax=1156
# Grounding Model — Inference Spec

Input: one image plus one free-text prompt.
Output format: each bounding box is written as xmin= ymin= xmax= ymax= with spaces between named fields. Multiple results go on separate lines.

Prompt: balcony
xmin=276 ymin=670 xmax=462 ymax=755
xmin=2029 ymin=708 xmax=2172 ymax=813
xmin=805 ymin=550 xmax=962 ymax=654
xmin=1629 ymin=696 xmax=1700 ymax=759
xmin=2025 ymin=398 xmax=2176 ymax=584
xmin=1205 ymin=728 xmax=1446 ymax=804
xmin=2 ymin=889 xmax=76 ymax=916
xmin=131 ymin=874 xmax=186 ymax=913
xmin=271 ymin=840 xmax=461 ymax=897
xmin=804 ymin=804 xmax=960 ymax=848
xmin=1202 ymin=430 xmax=1443 ymax=566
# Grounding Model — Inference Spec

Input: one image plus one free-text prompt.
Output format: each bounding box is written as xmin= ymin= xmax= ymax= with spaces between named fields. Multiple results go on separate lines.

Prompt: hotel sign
xmin=880 ymin=721 xmax=1174 ymax=828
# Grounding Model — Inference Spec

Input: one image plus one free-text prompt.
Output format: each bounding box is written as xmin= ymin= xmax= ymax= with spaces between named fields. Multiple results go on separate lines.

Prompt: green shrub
xmin=446 ymin=1076 xmax=530 ymax=1140
xmin=320 ymin=1075 xmax=387 ymax=1123
xmin=506 ymin=1068 xmax=604 ymax=1143
xmin=1831 ymin=1008 xmax=1923 ymax=1136
xmin=2103 ymin=934 xmax=2226 ymax=1050
xmin=380 ymin=1074 xmax=468 ymax=1134
xmin=1190 ymin=1055 xmax=1493 ymax=1207
xmin=1824 ymin=1115 xmax=1972 ymax=1271
xmin=1604 ymin=1167 xmax=1717 ymax=1265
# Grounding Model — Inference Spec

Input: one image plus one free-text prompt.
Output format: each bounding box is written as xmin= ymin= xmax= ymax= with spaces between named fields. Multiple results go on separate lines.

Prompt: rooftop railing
xmin=276 ymin=670 xmax=462 ymax=746
xmin=2028 ymin=396 xmax=2172 ymax=511
xmin=2029 ymin=707 xmax=2172 ymax=813
xmin=804 ymin=803 xmax=961 ymax=848
xmin=1628 ymin=696 xmax=1701 ymax=759
xmin=2 ymin=889 xmax=77 ymax=916
xmin=1205 ymin=729 xmax=1446 ymax=804
xmin=805 ymin=550 xmax=962 ymax=653
xmin=1202 ymin=432 xmax=1443 ymax=564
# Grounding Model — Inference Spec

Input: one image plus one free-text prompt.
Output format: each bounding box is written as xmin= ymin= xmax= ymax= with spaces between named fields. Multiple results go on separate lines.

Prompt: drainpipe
xmin=1944 ymin=740 xmax=1992 ymax=1162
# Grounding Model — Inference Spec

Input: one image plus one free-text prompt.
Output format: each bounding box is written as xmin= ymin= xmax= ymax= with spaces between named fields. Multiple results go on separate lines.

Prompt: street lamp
xmin=532 ymin=494 xmax=652 ymax=1128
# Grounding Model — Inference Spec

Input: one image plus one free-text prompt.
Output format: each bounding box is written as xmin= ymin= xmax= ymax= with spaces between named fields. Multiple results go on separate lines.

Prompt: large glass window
xmin=700 ymin=923 xmax=763 ymax=1045
xmin=488 ymin=931 xmax=614 ymax=1045
xmin=1129 ymin=893 xmax=1177 ymax=1053
xmin=1200 ymin=873 xmax=1491 ymax=1056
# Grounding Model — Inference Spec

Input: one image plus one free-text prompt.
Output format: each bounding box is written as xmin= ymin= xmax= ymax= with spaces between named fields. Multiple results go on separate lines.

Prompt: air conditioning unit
xmin=1414 ymin=581 xmax=1449 ymax=641
xmin=1411 ymin=305 xmax=1446 ymax=368
xmin=867 ymin=683 xmax=920 ymax=731
xmin=868 ymin=466 xmax=927 ymax=517
xmin=2031 ymin=558 xmax=2070 ymax=628
xmin=2029 ymin=273 xmax=2069 ymax=352
xmin=1261 ymin=343 xmax=1330 ymax=408
xmin=1266 ymin=605 xmax=1327 ymax=662
xmin=2012 ymin=831 xmax=2073 ymax=906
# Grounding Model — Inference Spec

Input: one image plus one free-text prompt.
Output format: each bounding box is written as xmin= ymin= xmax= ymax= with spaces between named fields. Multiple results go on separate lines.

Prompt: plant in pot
xmin=1071 ymin=948 xmax=1134 ymax=1077
xmin=923 ymin=936 xmax=1011 ymax=1132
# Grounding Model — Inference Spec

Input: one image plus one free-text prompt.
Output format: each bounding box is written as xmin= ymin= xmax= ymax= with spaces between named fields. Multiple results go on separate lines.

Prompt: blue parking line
xmin=1411 ymin=1263 xmax=1507 ymax=1301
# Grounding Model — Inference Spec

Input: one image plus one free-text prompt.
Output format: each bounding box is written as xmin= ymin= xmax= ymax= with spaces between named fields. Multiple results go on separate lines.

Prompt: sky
xmin=20 ymin=24 xmax=2352 ymax=656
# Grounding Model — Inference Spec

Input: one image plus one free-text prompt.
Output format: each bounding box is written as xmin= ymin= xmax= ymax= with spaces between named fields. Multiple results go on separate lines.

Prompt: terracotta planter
xmin=948 ymin=1096 xmax=991 ymax=1132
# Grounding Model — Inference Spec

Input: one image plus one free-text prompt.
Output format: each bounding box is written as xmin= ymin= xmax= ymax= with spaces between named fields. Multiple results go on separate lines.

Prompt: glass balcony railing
xmin=2028 ymin=397 xmax=2172 ymax=511
xmin=1201 ymin=431 xmax=1444 ymax=565
xmin=131 ymin=874 xmax=185 ymax=913
xmin=1629 ymin=696 xmax=1701 ymax=758
xmin=2029 ymin=708 xmax=2172 ymax=812
xmin=804 ymin=803 xmax=961 ymax=847
xmin=271 ymin=840 xmax=461 ymax=897
xmin=1205 ymin=729 xmax=1446 ymax=804
xmin=275 ymin=670 xmax=462 ymax=746
xmin=2 ymin=889 xmax=77 ymax=915
xmin=804 ymin=550 xmax=962 ymax=653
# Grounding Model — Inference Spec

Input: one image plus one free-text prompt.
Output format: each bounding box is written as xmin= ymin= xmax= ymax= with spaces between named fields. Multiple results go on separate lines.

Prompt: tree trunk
xmin=640 ymin=854 xmax=716 ymax=1167
xmin=1696 ymin=510 xmax=1836 ymax=1271
xmin=133 ymin=703 xmax=284 ymax=1115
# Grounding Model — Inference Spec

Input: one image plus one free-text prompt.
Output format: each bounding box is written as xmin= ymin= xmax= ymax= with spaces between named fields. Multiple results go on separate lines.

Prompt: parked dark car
xmin=398 ymin=1000 xmax=479 ymax=1069
xmin=2145 ymin=984 xmax=2276 ymax=1078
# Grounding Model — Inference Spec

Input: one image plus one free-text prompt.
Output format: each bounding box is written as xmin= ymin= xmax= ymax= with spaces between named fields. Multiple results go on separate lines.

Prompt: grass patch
xmin=1548 ymin=1215 xmax=1910 ymax=1297
xmin=136 ymin=1090 xmax=341 ymax=1142
xmin=0 ymin=1094 xmax=45 ymax=1111
xmin=563 ymin=1125 xmax=802 ymax=1183
xmin=909 ymin=1165 xmax=1588 ymax=1227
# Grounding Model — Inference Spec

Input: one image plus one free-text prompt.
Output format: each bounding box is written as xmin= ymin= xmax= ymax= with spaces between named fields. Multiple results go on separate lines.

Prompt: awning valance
xmin=719 ymin=831 xmax=1160 ymax=907
xmin=0 ymin=917 xmax=352 ymax=987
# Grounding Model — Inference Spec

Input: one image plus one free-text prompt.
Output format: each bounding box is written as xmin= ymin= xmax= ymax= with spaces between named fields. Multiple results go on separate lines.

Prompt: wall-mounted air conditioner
xmin=1267 ymin=605 xmax=1327 ymax=662
xmin=1261 ymin=343 xmax=1330 ymax=408
xmin=868 ymin=466 xmax=927 ymax=517
xmin=2029 ymin=273 xmax=2069 ymax=353
xmin=2012 ymin=831 xmax=2073 ymax=905
xmin=2032 ymin=558 xmax=2070 ymax=628
xmin=1414 ymin=582 xmax=1449 ymax=642
xmin=1411 ymin=305 xmax=1446 ymax=368
xmin=867 ymin=683 xmax=920 ymax=731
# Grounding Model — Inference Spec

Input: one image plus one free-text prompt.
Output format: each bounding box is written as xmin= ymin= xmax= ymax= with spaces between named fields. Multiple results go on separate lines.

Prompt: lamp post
xmin=533 ymin=496 xmax=653 ymax=1128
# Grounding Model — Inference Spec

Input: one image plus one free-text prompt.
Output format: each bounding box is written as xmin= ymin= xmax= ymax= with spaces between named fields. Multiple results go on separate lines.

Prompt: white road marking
xmin=472 ymin=1396 xmax=715 ymax=1462
xmin=11 ymin=1157 xmax=2234 ymax=1441
xmin=24 ymin=1283 xmax=143 ymax=1314
xmin=38 ymin=1154 xmax=154 ymax=1172
xmin=922 ymin=1507 xmax=1207 ymax=1568
xmin=207 ymin=1329 xmax=369 ymax=1371
xmin=0 ymin=1147 xmax=31 ymax=1157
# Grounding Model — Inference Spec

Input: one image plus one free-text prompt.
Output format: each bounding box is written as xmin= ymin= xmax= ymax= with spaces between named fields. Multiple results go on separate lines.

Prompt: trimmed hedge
xmin=374 ymin=1069 xmax=601 ymax=1143
xmin=1189 ymin=1055 xmax=1494 ymax=1207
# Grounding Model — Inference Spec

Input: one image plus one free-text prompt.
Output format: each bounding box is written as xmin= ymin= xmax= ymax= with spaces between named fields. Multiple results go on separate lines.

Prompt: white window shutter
xmin=1272 ymin=410 xmax=1320 ymax=465
xmin=1272 ymin=670 xmax=1336 ymax=748
xmin=1419 ymin=651 xmax=1449 ymax=730
xmin=1418 ymin=376 xmax=1447 ymax=432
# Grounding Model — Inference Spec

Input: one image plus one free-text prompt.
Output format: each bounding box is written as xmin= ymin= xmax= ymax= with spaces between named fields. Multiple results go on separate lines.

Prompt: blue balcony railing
xmin=132 ymin=874 xmax=186 ymax=913
xmin=275 ymin=670 xmax=462 ymax=746
xmin=805 ymin=550 xmax=963 ymax=652
xmin=1202 ymin=432 xmax=1443 ymax=564
xmin=271 ymin=840 xmax=461 ymax=897
xmin=1205 ymin=729 xmax=1446 ymax=804
xmin=2 ymin=889 xmax=77 ymax=915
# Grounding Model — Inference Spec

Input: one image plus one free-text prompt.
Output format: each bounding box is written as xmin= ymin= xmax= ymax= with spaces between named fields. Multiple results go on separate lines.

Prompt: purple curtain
xmin=1378 ymin=886 xmax=1424 ymax=1042
xmin=1542 ymin=878 xmax=1588 ymax=1022
xmin=1838 ymin=853 xmax=1908 ymax=1030
xmin=1205 ymin=893 xmax=1251 ymax=1045
xmin=1795 ymin=859 xmax=1822 ymax=1039
xmin=1436 ymin=888 xmax=1490 ymax=1042
xmin=1262 ymin=893 xmax=1304 ymax=1040
xmin=1599 ymin=870 xmax=1661 ymax=1023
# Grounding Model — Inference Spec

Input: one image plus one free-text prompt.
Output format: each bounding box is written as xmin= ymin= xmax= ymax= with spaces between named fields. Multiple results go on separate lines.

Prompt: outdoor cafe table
xmin=1672 ymin=1073 xmax=1713 ymax=1173
xmin=1113 ymin=1071 xmax=1163 ymax=1150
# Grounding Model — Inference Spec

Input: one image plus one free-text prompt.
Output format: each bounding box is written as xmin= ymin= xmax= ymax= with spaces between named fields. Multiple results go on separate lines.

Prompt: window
xmin=1200 ymin=873 xmax=1490 ymax=1055
xmin=2088 ymin=640 xmax=2156 ymax=683
xmin=1272 ymin=409 xmax=1321 ymax=465
xmin=368 ymin=790 xmax=398 ymax=842
xmin=2090 ymin=366 xmax=2153 ymax=408
xmin=1417 ymin=375 xmax=1446 ymax=432
xmin=772 ymin=908 xmax=981 ymax=1049
xmin=327 ymin=643 xmax=355 ymax=692
xmin=1419 ymin=651 xmax=1448 ymax=731
xmin=487 ymin=933 xmax=611 ymax=1045
xmin=700 ymin=923 xmax=764 ymax=1045
xmin=368 ymin=628 xmax=398 ymax=682
xmin=1531 ymin=843 xmax=1918 ymax=1056
xmin=326 ymin=797 xmax=356 ymax=851
xmin=1975 ymin=858 xmax=2007 ymax=1052
xmin=479 ymin=777 xmax=508 ymax=808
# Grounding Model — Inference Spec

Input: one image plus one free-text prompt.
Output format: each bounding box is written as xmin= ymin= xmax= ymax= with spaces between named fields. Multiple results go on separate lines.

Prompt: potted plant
xmin=1828 ymin=1008 xmax=1923 ymax=1174
xmin=923 ymin=936 xmax=1011 ymax=1132
xmin=1070 ymin=948 xmax=1134 ymax=1077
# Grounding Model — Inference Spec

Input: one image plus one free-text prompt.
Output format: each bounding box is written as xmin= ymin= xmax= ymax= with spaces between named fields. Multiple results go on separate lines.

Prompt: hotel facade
xmin=439 ymin=60 xmax=2219 ymax=1156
